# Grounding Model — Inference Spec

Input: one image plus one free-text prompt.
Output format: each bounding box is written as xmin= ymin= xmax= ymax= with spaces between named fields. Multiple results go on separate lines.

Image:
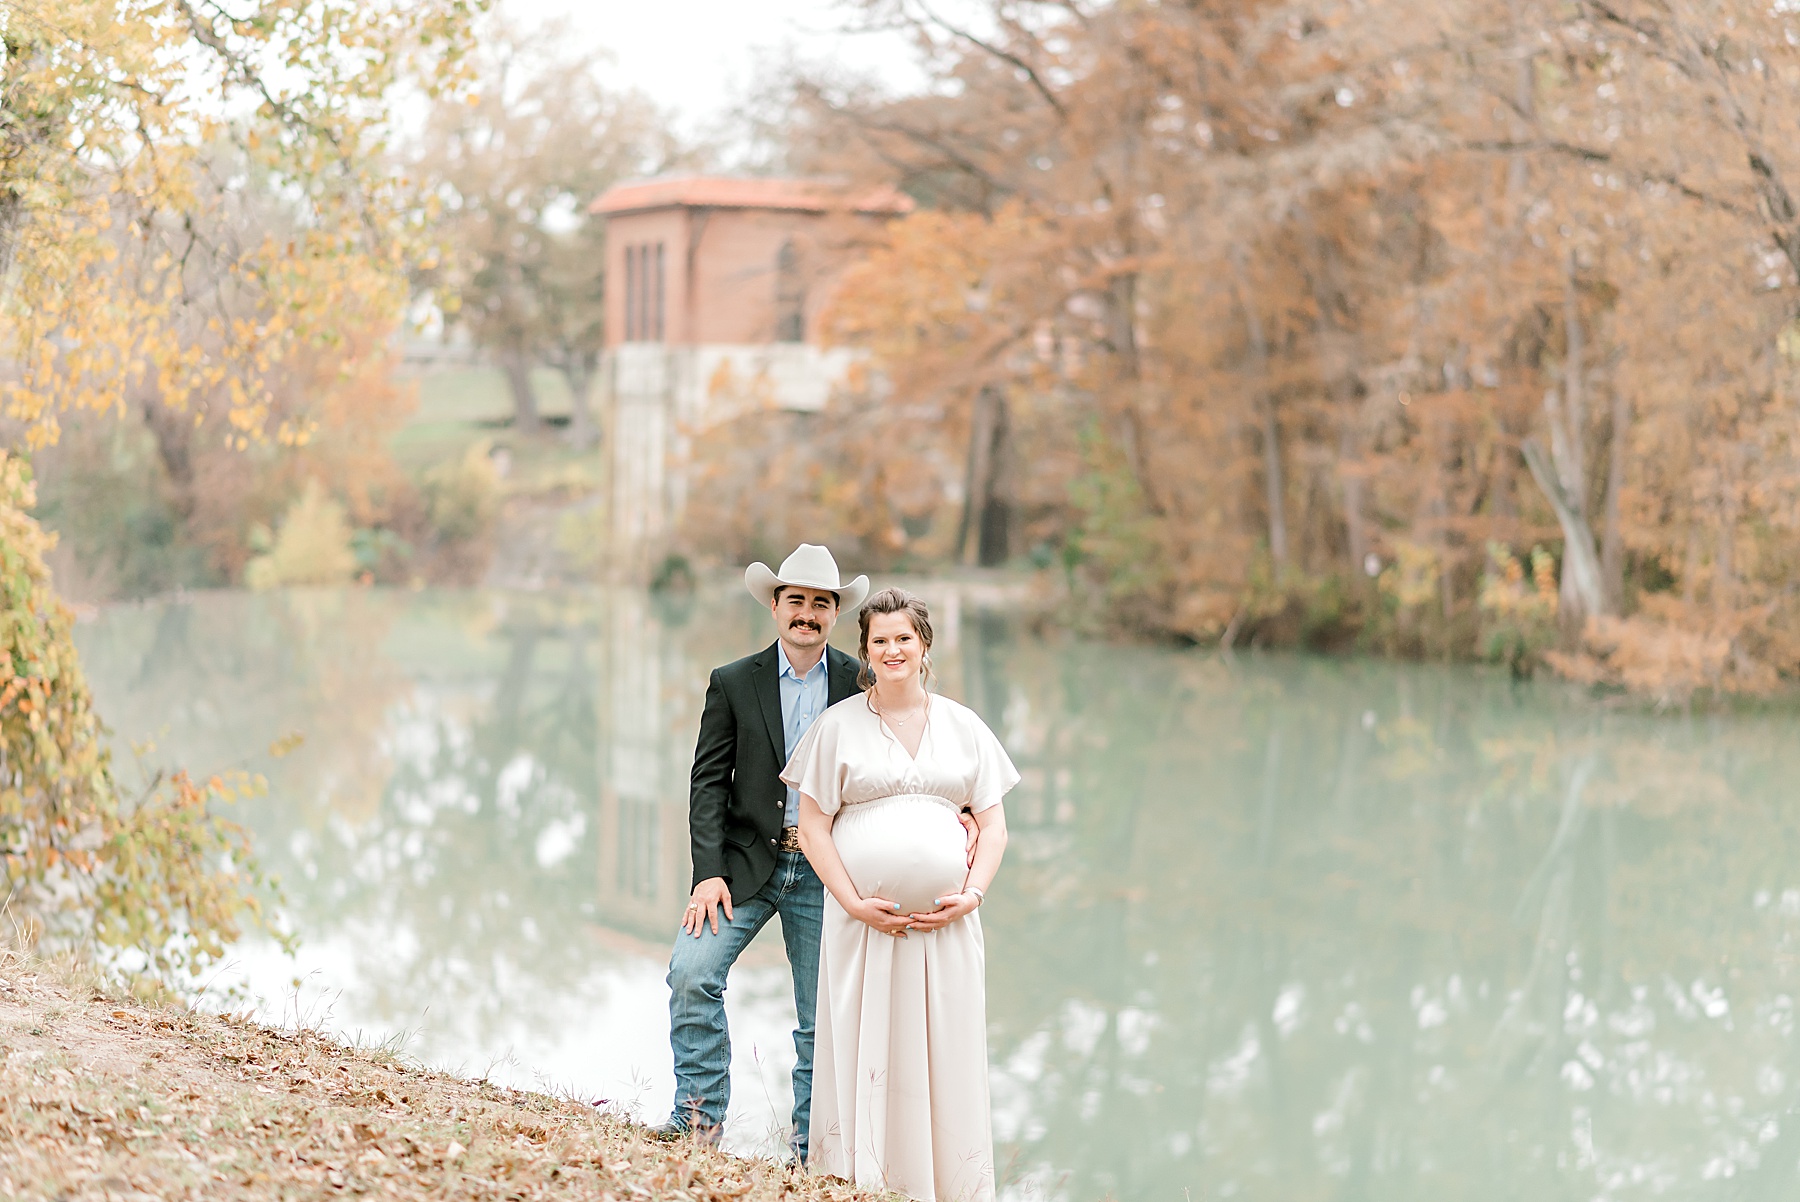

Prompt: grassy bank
xmin=0 ymin=952 xmax=886 ymax=1201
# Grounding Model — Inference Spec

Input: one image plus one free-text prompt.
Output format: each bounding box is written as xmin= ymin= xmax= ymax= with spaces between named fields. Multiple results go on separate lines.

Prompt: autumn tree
xmin=413 ymin=18 xmax=684 ymax=441
xmin=701 ymin=0 xmax=1800 ymax=695
xmin=0 ymin=0 xmax=482 ymax=972
xmin=1 ymin=0 xmax=476 ymax=446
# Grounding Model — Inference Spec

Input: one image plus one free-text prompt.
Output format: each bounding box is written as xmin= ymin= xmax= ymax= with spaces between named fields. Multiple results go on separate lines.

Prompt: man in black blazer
xmin=651 ymin=544 xmax=868 ymax=1157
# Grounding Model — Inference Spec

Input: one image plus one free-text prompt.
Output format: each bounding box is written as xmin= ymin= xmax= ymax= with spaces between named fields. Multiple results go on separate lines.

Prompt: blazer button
xmin=769 ymin=838 xmax=778 ymax=846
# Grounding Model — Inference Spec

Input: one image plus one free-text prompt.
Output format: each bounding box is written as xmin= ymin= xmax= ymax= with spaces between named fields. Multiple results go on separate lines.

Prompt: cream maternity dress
xmin=782 ymin=694 xmax=1019 ymax=1202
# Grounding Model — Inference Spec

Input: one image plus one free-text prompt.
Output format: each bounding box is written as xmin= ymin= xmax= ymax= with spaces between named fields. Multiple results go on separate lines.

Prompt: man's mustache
xmin=790 ymin=618 xmax=821 ymax=630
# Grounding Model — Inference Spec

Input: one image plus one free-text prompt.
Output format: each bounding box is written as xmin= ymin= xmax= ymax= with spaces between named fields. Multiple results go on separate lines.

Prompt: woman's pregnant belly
xmin=832 ymin=795 xmax=968 ymax=915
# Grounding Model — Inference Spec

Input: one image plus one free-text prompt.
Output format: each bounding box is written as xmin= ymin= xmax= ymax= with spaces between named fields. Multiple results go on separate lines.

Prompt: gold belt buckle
xmin=777 ymin=826 xmax=803 ymax=853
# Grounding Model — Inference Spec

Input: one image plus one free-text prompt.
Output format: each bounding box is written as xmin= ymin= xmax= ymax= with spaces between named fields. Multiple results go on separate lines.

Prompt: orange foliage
xmin=693 ymin=0 xmax=1800 ymax=694
xmin=185 ymin=331 xmax=418 ymax=584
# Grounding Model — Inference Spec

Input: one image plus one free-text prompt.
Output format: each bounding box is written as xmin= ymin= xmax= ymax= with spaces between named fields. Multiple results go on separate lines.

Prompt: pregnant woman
xmin=783 ymin=587 xmax=1017 ymax=1202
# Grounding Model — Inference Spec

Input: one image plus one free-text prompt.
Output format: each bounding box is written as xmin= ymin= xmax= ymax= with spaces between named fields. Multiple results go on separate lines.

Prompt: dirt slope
xmin=0 ymin=952 xmax=888 ymax=1202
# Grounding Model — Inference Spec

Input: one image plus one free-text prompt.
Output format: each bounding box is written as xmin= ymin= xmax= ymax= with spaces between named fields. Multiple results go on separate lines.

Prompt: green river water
xmin=73 ymin=584 xmax=1800 ymax=1201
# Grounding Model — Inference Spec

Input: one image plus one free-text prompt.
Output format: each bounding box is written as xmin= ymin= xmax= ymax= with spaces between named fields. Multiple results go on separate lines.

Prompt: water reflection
xmin=75 ymin=587 xmax=1800 ymax=1200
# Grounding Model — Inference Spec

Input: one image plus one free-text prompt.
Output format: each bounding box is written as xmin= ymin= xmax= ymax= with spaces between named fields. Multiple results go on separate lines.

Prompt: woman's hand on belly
xmin=906 ymin=891 xmax=980 ymax=931
xmin=845 ymin=893 xmax=917 ymax=937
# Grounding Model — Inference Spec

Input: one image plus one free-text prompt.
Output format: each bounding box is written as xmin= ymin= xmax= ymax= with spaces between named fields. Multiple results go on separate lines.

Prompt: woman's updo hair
xmin=857 ymin=587 xmax=935 ymax=690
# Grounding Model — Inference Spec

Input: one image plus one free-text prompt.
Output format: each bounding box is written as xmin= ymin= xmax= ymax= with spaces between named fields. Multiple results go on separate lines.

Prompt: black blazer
xmin=688 ymin=641 xmax=862 ymax=903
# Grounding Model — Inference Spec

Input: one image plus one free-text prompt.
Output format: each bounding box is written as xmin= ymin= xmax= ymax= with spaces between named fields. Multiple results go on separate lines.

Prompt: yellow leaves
xmin=243 ymin=480 xmax=358 ymax=590
xmin=1531 ymin=550 xmax=1558 ymax=600
xmin=0 ymin=0 xmax=476 ymax=455
xmin=268 ymin=732 xmax=306 ymax=760
xmin=1479 ymin=543 xmax=1558 ymax=622
xmin=201 ymin=770 xmax=266 ymax=805
xmin=1478 ymin=543 xmax=1560 ymax=671
xmin=1379 ymin=541 xmax=1441 ymax=612
xmin=1779 ymin=321 xmax=1800 ymax=363
xmin=276 ymin=418 xmax=320 ymax=448
xmin=0 ymin=446 xmax=275 ymax=975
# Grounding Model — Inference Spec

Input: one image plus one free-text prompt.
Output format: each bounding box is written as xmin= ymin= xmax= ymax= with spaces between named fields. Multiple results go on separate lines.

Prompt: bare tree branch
xmin=910 ymin=0 xmax=1069 ymax=120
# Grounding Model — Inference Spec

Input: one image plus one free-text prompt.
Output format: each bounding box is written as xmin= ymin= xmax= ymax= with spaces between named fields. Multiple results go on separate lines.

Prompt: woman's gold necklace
xmin=874 ymin=691 xmax=928 ymax=728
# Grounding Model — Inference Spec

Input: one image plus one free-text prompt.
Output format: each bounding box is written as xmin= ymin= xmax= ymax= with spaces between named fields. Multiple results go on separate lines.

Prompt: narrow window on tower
xmin=774 ymin=239 xmax=805 ymax=343
xmin=624 ymin=243 xmax=640 ymax=342
xmin=652 ymin=241 xmax=665 ymax=342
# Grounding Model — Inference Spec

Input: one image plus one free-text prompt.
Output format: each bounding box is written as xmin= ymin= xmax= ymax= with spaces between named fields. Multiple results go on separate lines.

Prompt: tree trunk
xmin=979 ymin=389 xmax=1012 ymax=566
xmin=1297 ymin=219 xmax=1367 ymax=583
xmin=1558 ymin=250 xmax=1587 ymax=501
xmin=502 ymin=352 xmax=540 ymax=434
xmin=1600 ymin=383 xmax=1630 ymax=611
xmin=1505 ymin=2 xmax=1536 ymax=217
xmin=563 ymin=358 xmax=599 ymax=451
xmin=958 ymin=385 xmax=1012 ymax=567
xmin=1715 ymin=446 xmax=1742 ymax=614
xmin=1261 ymin=398 xmax=1289 ymax=569
xmin=489 ymin=625 xmax=540 ymax=747
xmin=1682 ymin=523 xmax=1701 ymax=607
xmin=140 ymin=392 xmax=197 ymax=521
xmin=1100 ymin=272 xmax=1162 ymax=514
xmin=1340 ymin=421 xmax=1369 ymax=580
xmin=1525 ymin=251 xmax=1605 ymax=628
xmin=0 ymin=191 xmax=23 ymax=283
xmin=1231 ymin=258 xmax=1287 ymax=568
xmin=1522 ymin=438 xmax=1605 ymax=625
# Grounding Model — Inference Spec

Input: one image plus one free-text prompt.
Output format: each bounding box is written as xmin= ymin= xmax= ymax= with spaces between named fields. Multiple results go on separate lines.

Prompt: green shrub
xmin=421 ymin=440 xmax=502 ymax=546
xmin=1478 ymin=541 xmax=1559 ymax=677
xmin=244 ymin=479 xmax=358 ymax=590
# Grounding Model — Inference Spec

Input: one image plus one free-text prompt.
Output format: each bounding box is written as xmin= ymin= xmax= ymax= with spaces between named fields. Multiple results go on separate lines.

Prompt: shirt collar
xmin=776 ymin=642 xmax=827 ymax=682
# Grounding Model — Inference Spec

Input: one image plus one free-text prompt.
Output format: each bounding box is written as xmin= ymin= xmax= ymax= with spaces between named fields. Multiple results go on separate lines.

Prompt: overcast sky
xmin=503 ymin=0 xmax=934 ymax=142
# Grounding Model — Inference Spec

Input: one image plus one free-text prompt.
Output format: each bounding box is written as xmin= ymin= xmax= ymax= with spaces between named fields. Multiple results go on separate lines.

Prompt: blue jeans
xmin=666 ymin=850 xmax=823 ymax=1157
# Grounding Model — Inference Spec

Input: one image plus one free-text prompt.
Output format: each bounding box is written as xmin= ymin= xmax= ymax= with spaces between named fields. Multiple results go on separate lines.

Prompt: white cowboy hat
xmin=744 ymin=544 xmax=870 ymax=611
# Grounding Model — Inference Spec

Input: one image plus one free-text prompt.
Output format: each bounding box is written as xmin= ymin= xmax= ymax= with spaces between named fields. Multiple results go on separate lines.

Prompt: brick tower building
xmin=590 ymin=176 xmax=911 ymax=579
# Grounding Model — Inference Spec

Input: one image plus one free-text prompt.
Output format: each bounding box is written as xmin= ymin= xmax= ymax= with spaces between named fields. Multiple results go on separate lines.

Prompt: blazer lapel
xmin=827 ymin=646 xmax=860 ymax=706
xmin=752 ymin=643 xmax=787 ymax=764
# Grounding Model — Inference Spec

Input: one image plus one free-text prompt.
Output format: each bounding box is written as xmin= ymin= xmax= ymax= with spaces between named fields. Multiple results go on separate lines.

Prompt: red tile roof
xmin=590 ymin=176 xmax=914 ymax=217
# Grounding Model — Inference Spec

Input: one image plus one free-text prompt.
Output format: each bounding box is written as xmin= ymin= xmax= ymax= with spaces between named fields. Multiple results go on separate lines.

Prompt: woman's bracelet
xmin=965 ymin=886 xmax=985 ymax=906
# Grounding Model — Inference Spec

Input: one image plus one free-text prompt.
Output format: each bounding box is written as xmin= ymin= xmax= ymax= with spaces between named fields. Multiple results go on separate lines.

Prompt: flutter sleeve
xmin=966 ymin=706 xmax=1021 ymax=814
xmin=781 ymin=705 xmax=846 ymax=817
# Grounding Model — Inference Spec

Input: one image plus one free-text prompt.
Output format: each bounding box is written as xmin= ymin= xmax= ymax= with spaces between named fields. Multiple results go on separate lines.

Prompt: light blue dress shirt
xmin=777 ymin=643 xmax=831 ymax=827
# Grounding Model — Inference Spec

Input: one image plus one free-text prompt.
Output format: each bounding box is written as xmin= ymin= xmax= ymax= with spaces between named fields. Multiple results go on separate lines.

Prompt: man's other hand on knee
xmin=684 ymin=877 xmax=733 ymax=937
